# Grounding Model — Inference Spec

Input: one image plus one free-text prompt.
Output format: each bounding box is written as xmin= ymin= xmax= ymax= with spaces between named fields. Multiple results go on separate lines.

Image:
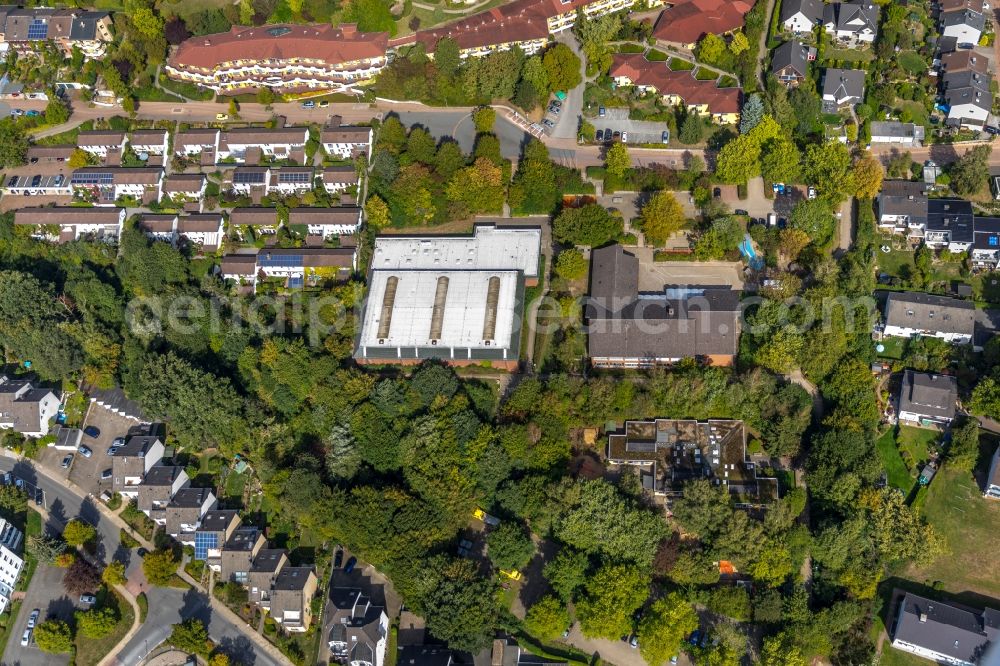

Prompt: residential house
xmin=940 ymin=49 xmax=989 ymax=75
xmin=177 ymin=214 xmax=224 ymax=251
xmin=940 ymin=8 xmax=985 ymax=47
xmin=322 ymin=167 xmax=360 ymax=195
xmin=229 ymin=207 xmax=280 ymax=236
xmin=162 ymin=174 xmax=207 ymax=201
xmin=219 ymin=127 xmax=309 ymax=163
xmin=129 ymin=129 xmax=169 ymax=156
xmin=165 ymin=487 xmax=217 ymax=543
xmin=610 ymin=53 xmax=742 ymax=123
xmin=268 ymin=167 xmax=315 ymax=196
xmin=821 ymin=68 xmax=865 ymax=112
xmin=25 ymin=145 xmax=75 ymax=163
xmin=248 ymin=549 xmax=288 ymax=606
xmin=0 ymin=376 xmax=58 ymax=437
xmin=0 ymin=519 xmax=24 ymax=614
xmin=870 ymin=121 xmax=925 ymax=146
xmin=823 ymin=2 xmax=879 ymax=44
xmin=606 ymin=419 xmax=777 ymax=500
xmin=942 ymin=69 xmax=992 ymax=129
xmin=397 ymin=647 xmax=457 ymax=666
xmin=137 ymin=465 xmax=189 ymax=525
xmin=269 ymin=566 xmax=318 ymax=632
xmin=882 ymin=291 xmax=975 ymax=344
xmin=651 ymin=0 xmax=754 ymax=49
xmin=220 ymin=254 xmax=259 ymax=289
xmin=70 ymin=167 xmax=164 ymax=205
xmin=165 ymin=23 xmax=389 ymax=93
xmin=877 ymin=180 xmax=928 ymax=236
xmin=780 ymin=0 xmax=824 ymax=33
xmin=13 ymin=206 xmax=126 ymax=242
xmin=320 ymin=117 xmax=373 ymax=160
xmin=220 ymin=527 xmax=266 ymax=584
xmin=328 ymin=588 xmax=390 ymax=666
xmin=985 ymin=445 xmax=1000 ymax=499
xmin=76 ymin=130 xmax=127 ymax=159
xmin=174 ymin=128 xmax=220 ymax=157
xmin=0 ymin=8 xmax=113 ymax=58
xmin=924 ymin=198 xmax=974 ymax=251
xmin=137 ymin=214 xmax=179 ymax=244
xmin=890 ymin=591 xmax=999 ymax=665
xmin=771 ymin=41 xmax=815 ymax=86
xmin=194 ymin=510 xmax=242 ymax=569
xmin=0 ymin=174 xmax=71 ymax=197
xmin=111 ymin=435 xmax=165 ymax=498
xmin=897 ymin=369 xmax=959 ymax=427
xmin=287 ymin=207 xmax=362 ymax=239
xmin=970 ymin=216 xmax=1000 ymax=269
xmin=584 ymin=245 xmax=742 ymax=368
xmin=257 ymin=248 xmax=356 ymax=284
xmin=229 ymin=167 xmax=271 ymax=197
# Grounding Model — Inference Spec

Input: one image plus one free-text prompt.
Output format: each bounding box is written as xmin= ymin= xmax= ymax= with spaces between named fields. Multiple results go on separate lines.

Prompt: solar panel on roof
xmin=27 ymin=19 xmax=48 ymax=39
xmin=71 ymin=172 xmax=114 ymax=185
xmin=233 ymin=171 xmax=266 ymax=184
xmin=259 ymin=253 xmax=303 ymax=267
xmin=194 ymin=532 xmax=217 ymax=561
xmin=277 ymin=171 xmax=312 ymax=184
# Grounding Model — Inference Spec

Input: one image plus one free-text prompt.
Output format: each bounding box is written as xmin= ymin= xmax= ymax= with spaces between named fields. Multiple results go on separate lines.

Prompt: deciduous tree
xmin=605 ymin=142 xmax=630 ymax=179
xmin=554 ymin=248 xmax=587 ymax=280
xmin=169 ymin=618 xmax=211 ymax=655
xmin=637 ymin=593 xmax=699 ymax=666
xmin=63 ymin=559 xmax=100 ymax=597
xmin=62 ymin=519 xmax=96 ymax=547
xmin=639 ymin=191 xmax=686 ymax=246
xmin=142 ymin=548 xmax=179 ymax=586
xmin=102 ymin=560 xmax=127 ymax=587
xmin=541 ymin=44 xmax=582 ymax=93
xmin=364 ymin=194 xmax=391 ymax=229
xmin=76 ymin=606 xmax=118 ymax=638
xmin=575 ymin=564 xmax=649 ymax=639
xmin=853 ymin=153 xmax=884 ymax=199
xmin=523 ymin=595 xmax=570 ymax=641
xmin=947 ymin=417 xmax=981 ymax=472
xmin=486 ymin=522 xmax=535 ymax=571
xmin=552 ymin=204 xmax=622 ymax=247
xmin=33 ymin=619 xmax=73 ymax=653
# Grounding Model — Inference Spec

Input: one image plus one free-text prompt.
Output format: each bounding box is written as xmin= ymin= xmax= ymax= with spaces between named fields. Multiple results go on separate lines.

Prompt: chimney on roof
xmin=341 ymin=22 xmax=357 ymax=36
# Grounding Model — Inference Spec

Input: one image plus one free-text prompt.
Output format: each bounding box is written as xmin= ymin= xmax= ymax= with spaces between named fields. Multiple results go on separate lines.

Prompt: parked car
xmin=612 ymin=130 xmax=621 ymax=141
xmin=595 ymin=129 xmax=604 ymax=141
xmin=301 ymin=100 xmax=315 ymax=108
xmin=112 ymin=437 xmax=125 ymax=447
xmin=344 ymin=556 xmax=357 ymax=573
xmin=319 ymin=100 xmax=330 ymax=107
xmin=215 ymin=113 xmax=229 ymax=120
xmin=807 ymin=186 xmax=817 ymax=200
xmin=34 ymin=490 xmax=42 ymax=506
xmin=2 ymin=472 xmax=10 ymax=485
xmin=61 ymin=454 xmax=74 ymax=469
xmin=137 ymin=547 xmax=148 ymax=557
xmin=78 ymin=445 xmax=92 ymax=458
xmin=598 ymin=106 xmax=606 ymax=117
xmin=334 ymin=549 xmax=344 ymax=568
xmin=621 ymin=131 xmax=628 ymax=143
xmin=661 ymin=130 xmax=669 ymax=143
xmin=20 ymin=629 xmax=31 ymax=647
xmin=101 ymin=469 xmax=112 ymax=480
xmin=27 ymin=609 xmax=39 ymax=629
xmin=79 ymin=594 xmax=97 ymax=605
xmin=629 ymin=635 xmax=639 ymax=648
xmin=550 ymin=99 xmax=562 ymax=108
xmin=734 ymin=209 xmax=748 ymax=216
xmin=542 ymin=119 xmax=555 ymax=128
xmin=83 ymin=426 xmax=100 ymax=438
xmin=713 ymin=187 xmax=721 ymax=198
xmin=25 ymin=110 xmax=39 ymax=117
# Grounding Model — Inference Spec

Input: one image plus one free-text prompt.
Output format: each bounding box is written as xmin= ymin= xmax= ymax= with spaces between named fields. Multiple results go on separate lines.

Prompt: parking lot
xmin=592 ymin=107 xmax=671 ymax=145
xmin=37 ymin=402 xmax=142 ymax=497
xmin=5 ymin=563 xmax=75 ymax=666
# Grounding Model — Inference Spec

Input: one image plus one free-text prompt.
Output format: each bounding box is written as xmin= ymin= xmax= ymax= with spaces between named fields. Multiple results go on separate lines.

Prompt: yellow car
xmin=500 ymin=569 xmax=523 ymax=582
xmin=215 ymin=113 xmax=228 ymax=120
xmin=473 ymin=508 xmax=486 ymax=521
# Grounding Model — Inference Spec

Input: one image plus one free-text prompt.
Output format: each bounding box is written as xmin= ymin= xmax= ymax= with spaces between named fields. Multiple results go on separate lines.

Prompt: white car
xmin=27 ymin=609 xmax=39 ymax=629
xmin=621 ymin=131 xmax=628 ymax=143
xmin=20 ymin=628 xmax=31 ymax=647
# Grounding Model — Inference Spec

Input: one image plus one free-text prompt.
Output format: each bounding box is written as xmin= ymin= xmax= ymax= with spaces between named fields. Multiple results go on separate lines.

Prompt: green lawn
xmin=881 ymin=644 xmax=932 ymax=666
xmin=669 ymin=57 xmax=695 ymax=71
xmin=74 ymin=589 xmax=135 ymax=666
xmin=907 ymin=466 xmax=1000 ymax=597
xmin=224 ymin=470 xmax=248 ymax=501
xmin=821 ymin=46 xmax=875 ymax=62
xmin=898 ymin=50 xmax=928 ymax=74
xmin=875 ymin=429 xmax=914 ymax=493
xmin=877 ymin=336 xmax=906 ymax=360
xmin=980 ymin=271 xmax=1000 ymax=302
xmin=694 ymin=68 xmax=719 ymax=81
xmin=877 ymin=247 xmax=916 ymax=278
xmin=896 ymin=426 xmax=938 ymax=471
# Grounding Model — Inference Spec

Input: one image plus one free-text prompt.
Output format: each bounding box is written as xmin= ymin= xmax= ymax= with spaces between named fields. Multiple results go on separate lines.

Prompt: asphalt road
xmin=550 ymin=32 xmax=584 ymax=141
xmin=1 ymin=563 xmax=73 ymax=666
xmin=114 ymin=587 xmax=282 ymax=666
xmin=391 ymin=110 xmax=531 ymax=160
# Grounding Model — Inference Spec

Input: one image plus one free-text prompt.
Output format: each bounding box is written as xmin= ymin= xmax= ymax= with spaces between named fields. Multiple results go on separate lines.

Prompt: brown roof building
xmin=165 ymin=487 xmax=217 ymax=542
xmin=270 ymin=567 xmax=318 ymax=633
xmin=0 ymin=376 xmax=58 ymax=438
xmin=165 ymin=23 xmax=389 ymax=93
xmin=585 ymin=245 xmax=742 ymax=368
xmin=137 ymin=465 xmax=189 ymax=522
xmin=610 ymin=53 xmax=741 ymax=121
xmin=652 ymin=0 xmax=753 ymax=45
xmin=229 ymin=207 xmax=278 ymax=227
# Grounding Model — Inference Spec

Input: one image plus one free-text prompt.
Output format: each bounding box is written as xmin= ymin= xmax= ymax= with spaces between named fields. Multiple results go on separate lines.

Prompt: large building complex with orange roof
xmin=610 ymin=53 xmax=741 ymax=124
xmin=164 ymin=23 xmax=389 ymax=93
xmin=651 ymin=0 xmax=754 ymax=48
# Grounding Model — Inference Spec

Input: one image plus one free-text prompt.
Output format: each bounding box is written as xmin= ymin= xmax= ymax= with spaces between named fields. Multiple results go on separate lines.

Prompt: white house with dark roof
xmin=328 ymin=588 xmax=389 ymax=666
xmin=322 ymin=166 xmax=360 ymax=195
xmin=174 ymin=128 xmax=220 ymax=156
xmin=218 ymin=127 xmax=309 ymax=162
xmin=780 ymin=0 xmax=824 ymax=33
xmin=0 ymin=376 xmax=58 ymax=437
xmin=890 ymin=591 xmax=999 ymax=665
xmin=178 ymin=214 xmax=225 ymax=250
xmin=823 ymin=2 xmax=879 ymax=43
xmin=821 ymin=68 xmax=866 ymax=112
xmin=76 ymin=130 xmax=127 ymax=159
xmin=870 ymin=122 xmax=924 ymax=146
xmin=130 ymin=129 xmax=169 ymax=156
xmin=288 ymin=207 xmax=362 ymax=238
xmin=882 ymin=291 xmax=975 ymax=344
xmin=320 ymin=116 xmax=373 ymax=160
xmin=897 ymin=370 xmax=958 ymax=427
xmin=940 ymin=8 xmax=986 ymax=47
xmin=0 ymin=519 xmax=24 ymax=614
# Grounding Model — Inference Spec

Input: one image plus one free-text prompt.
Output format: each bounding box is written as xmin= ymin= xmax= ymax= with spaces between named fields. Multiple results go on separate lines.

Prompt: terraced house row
xmin=0 ymin=5 xmax=113 ymax=58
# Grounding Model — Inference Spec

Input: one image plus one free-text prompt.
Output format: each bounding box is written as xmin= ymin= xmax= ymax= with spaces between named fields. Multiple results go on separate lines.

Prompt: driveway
xmin=114 ymin=587 xmax=282 ymax=666
xmin=0 ymin=457 xmax=124 ymax=565
xmin=549 ymin=31 xmax=585 ymax=140
xmin=591 ymin=108 xmax=671 ymax=146
xmin=1 ymin=563 xmax=74 ymax=666
xmin=70 ymin=403 xmax=142 ymax=496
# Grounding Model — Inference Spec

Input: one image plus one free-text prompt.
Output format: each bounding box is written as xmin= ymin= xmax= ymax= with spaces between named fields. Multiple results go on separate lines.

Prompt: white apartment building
xmin=129 ymin=129 xmax=170 ymax=156
xmin=13 ymin=207 xmax=126 ymax=243
xmin=320 ymin=118 xmax=372 ymax=160
xmin=174 ymin=129 xmax=221 ymax=157
xmin=322 ymin=167 xmax=360 ymax=195
xmin=288 ymin=207 xmax=362 ymax=238
xmin=218 ymin=128 xmax=309 ymax=163
xmin=0 ymin=519 xmax=24 ymax=615
xmin=76 ymin=130 xmax=127 ymax=159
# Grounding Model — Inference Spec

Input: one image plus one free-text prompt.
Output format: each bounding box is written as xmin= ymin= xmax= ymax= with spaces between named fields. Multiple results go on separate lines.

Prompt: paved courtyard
xmin=593 ymin=107 xmax=671 ymax=146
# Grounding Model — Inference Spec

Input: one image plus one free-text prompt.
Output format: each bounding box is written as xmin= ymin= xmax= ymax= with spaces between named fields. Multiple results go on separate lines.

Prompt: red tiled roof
xmin=610 ymin=53 xmax=741 ymax=114
xmin=652 ymin=0 xmax=753 ymax=43
xmin=414 ymin=0 xmax=594 ymax=51
xmin=169 ymin=23 xmax=388 ymax=71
